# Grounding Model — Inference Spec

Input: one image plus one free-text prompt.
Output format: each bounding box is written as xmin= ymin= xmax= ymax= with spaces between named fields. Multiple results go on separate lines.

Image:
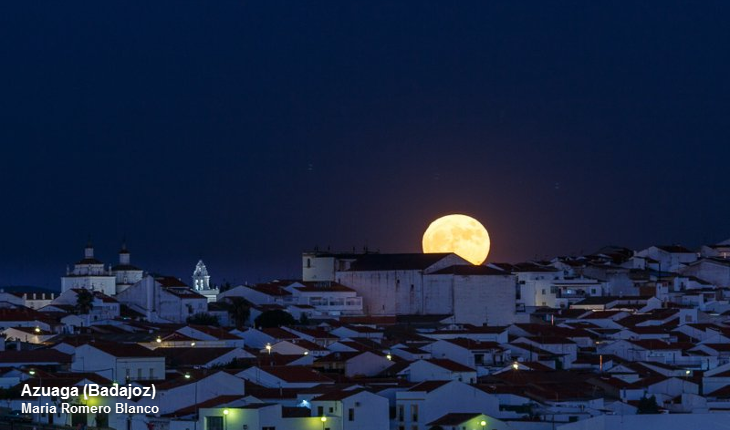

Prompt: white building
xmin=47 ymin=288 xmax=120 ymax=324
xmin=111 ymin=242 xmax=144 ymax=294
xmin=115 ymin=275 xmax=208 ymax=323
xmin=681 ymin=258 xmax=730 ymax=287
xmin=193 ymin=260 xmax=211 ymax=290
xmin=309 ymin=389 xmax=390 ymax=430
xmin=426 ymin=265 xmax=517 ymax=326
xmin=61 ymin=242 xmax=117 ymax=295
xmin=220 ymin=280 xmax=363 ymax=317
xmin=335 ymin=253 xmax=468 ymax=315
xmin=395 ymin=380 xmax=499 ymax=430
xmin=636 ymin=245 xmax=698 ymax=273
xmin=71 ymin=342 xmax=165 ymax=382
xmin=0 ymin=290 xmax=56 ymax=310
xmin=302 ymin=251 xmax=363 ymax=282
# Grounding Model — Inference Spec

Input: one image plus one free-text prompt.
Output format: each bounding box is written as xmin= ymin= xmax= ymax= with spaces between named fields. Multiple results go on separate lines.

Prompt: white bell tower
xmin=192 ymin=260 xmax=210 ymax=291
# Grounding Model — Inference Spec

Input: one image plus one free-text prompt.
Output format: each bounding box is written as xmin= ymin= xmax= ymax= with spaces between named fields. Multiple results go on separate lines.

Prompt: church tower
xmin=192 ymin=260 xmax=210 ymax=291
xmin=111 ymin=240 xmax=144 ymax=294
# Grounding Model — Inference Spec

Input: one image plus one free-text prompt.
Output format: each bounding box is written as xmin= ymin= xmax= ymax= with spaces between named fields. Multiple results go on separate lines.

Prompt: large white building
xmin=115 ymin=275 xmax=208 ymax=323
xmin=61 ymin=242 xmax=117 ymax=295
xmin=305 ymin=252 xmax=518 ymax=325
xmin=111 ymin=242 xmax=144 ymax=293
xmin=61 ymin=241 xmax=145 ymax=295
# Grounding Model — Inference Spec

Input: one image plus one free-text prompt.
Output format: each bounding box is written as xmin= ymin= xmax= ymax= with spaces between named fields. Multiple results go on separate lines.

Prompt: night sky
xmin=2 ymin=2 xmax=730 ymax=289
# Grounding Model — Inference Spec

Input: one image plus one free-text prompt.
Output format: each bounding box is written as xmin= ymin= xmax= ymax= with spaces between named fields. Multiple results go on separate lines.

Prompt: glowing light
xmin=422 ymin=214 xmax=491 ymax=265
xmin=386 ymin=353 xmax=392 ymax=361
xmin=223 ymin=409 xmax=229 ymax=415
xmin=156 ymin=336 xmax=162 ymax=343
xmin=304 ymin=351 xmax=309 ymax=355
xmin=29 ymin=370 xmax=36 ymax=375
xmin=34 ymin=327 xmax=41 ymax=333
xmin=265 ymin=343 xmax=272 ymax=354
xmin=190 ymin=342 xmax=196 ymax=347
xmin=320 ymin=416 xmax=327 ymax=422
xmin=512 ymin=362 xmax=519 ymax=370
xmin=480 ymin=420 xmax=487 ymax=427
xmin=184 ymin=373 xmax=191 ymax=379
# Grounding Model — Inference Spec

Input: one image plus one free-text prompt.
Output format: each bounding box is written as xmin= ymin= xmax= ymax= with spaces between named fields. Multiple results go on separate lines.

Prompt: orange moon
xmin=422 ymin=214 xmax=491 ymax=265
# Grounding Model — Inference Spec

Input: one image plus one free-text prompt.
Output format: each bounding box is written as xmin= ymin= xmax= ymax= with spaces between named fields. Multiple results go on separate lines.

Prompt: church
xmin=61 ymin=241 xmax=144 ymax=295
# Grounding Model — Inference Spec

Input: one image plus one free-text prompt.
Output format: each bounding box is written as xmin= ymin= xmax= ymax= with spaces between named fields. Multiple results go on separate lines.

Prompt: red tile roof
xmin=0 ymin=350 xmax=71 ymax=364
xmin=425 ymin=359 xmax=475 ymax=372
xmin=311 ymin=388 xmax=367 ymax=401
xmin=257 ymin=366 xmax=333 ymax=383
xmin=427 ymin=413 xmax=482 ymax=426
xmin=164 ymin=395 xmax=246 ymax=417
xmin=445 ymin=338 xmax=503 ymax=351
xmin=88 ymin=342 xmax=163 ymax=358
xmin=406 ymin=380 xmax=450 ymax=393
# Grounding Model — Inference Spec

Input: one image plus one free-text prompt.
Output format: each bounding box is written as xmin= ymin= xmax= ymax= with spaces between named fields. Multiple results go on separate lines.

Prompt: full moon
xmin=422 ymin=214 xmax=491 ymax=265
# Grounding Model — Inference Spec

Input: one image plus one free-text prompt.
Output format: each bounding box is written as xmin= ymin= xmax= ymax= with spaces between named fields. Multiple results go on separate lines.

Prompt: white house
xmin=71 ymin=342 xmax=165 ymax=382
xmin=0 ymin=308 xmax=53 ymax=332
xmin=309 ymin=389 xmax=390 ymax=430
xmin=237 ymin=366 xmax=334 ymax=388
xmin=395 ymin=380 xmax=499 ymax=430
xmin=637 ymin=245 xmax=698 ymax=273
xmin=49 ymin=288 xmax=121 ymax=324
xmin=681 ymin=258 xmax=730 ymax=287
xmin=398 ymin=359 xmax=477 ymax=383
xmin=423 ymin=338 xmax=509 ymax=370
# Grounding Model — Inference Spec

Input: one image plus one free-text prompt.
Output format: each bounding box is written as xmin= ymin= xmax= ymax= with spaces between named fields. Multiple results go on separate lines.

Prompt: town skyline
xmin=5 ymin=232 xmax=730 ymax=293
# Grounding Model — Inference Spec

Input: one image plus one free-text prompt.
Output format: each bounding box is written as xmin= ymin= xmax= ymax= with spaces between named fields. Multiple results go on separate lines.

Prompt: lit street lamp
xmin=320 ymin=415 xmax=327 ymax=430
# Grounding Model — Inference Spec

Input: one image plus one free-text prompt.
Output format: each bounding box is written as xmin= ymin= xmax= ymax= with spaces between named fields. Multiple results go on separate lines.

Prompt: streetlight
xmin=186 ymin=373 xmax=197 ymax=430
xmin=223 ymin=409 xmax=229 ymax=430
xmin=320 ymin=415 xmax=327 ymax=430
xmin=512 ymin=362 xmax=519 ymax=370
xmin=265 ymin=343 xmax=272 ymax=355
xmin=191 ymin=342 xmax=196 ymax=347
xmin=480 ymin=419 xmax=487 ymax=427
xmin=156 ymin=336 xmax=162 ymax=343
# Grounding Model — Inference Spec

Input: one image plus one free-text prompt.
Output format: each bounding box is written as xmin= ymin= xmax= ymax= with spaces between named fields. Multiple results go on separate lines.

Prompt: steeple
xmin=84 ymin=237 xmax=94 ymax=259
xmin=119 ymin=240 xmax=130 ymax=265
xmin=192 ymin=260 xmax=210 ymax=291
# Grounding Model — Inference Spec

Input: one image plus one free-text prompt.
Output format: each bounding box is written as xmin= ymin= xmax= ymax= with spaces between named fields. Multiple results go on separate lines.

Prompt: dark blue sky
xmin=2 ymin=2 xmax=730 ymax=288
